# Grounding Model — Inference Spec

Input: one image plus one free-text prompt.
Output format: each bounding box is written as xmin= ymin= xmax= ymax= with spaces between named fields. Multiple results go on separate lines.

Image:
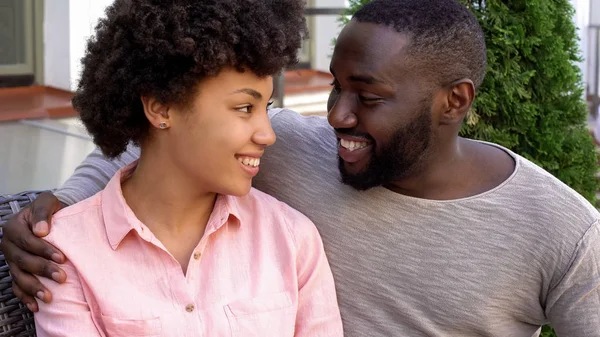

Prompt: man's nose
xmin=327 ymin=93 xmax=357 ymax=130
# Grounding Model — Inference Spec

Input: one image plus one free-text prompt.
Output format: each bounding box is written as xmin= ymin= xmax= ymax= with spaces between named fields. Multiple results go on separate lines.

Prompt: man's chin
xmin=340 ymin=159 xmax=366 ymax=175
xmin=338 ymin=157 xmax=381 ymax=191
xmin=340 ymin=177 xmax=377 ymax=191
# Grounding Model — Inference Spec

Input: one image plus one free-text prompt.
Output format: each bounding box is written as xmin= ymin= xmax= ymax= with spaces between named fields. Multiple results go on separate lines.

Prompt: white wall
xmin=43 ymin=0 xmax=113 ymax=91
xmin=43 ymin=0 xmax=70 ymax=90
xmin=571 ymin=0 xmax=590 ymax=92
xmin=69 ymin=0 xmax=114 ymax=91
xmin=44 ymin=0 xmax=347 ymax=88
xmin=312 ymin=0 xmax=347 ymax=72
xmin=39 ymin=0 xmax=112 ymax=194
xmin=45 ymin=0 xmax=588 ymax=90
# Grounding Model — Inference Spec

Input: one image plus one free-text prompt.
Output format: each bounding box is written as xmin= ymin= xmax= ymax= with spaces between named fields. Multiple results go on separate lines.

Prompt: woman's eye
xmin=267 ymin=100 xmax=274 ymax=108
xmin=236 ymin=105 xmax=252 ymax=113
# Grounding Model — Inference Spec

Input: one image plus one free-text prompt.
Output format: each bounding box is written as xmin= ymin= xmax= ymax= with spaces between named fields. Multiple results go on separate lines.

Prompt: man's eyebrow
xmin=348 ymin=75 xmax=384 ymax=85
xmin=230 ymin=88 xmax=262 ymax=99
xmin=329 ymin=67 xmax=384 ymax=85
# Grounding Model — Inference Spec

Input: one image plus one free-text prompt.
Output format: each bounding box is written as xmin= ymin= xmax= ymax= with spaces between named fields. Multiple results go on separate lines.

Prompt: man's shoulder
xmin=266 ymin=108 xmax=337 ymax=156
xmin=474 ymin=141 xmax=598 ymax=216
xmin=256 ymin=109 xmax=339 ymax=191
xmin=461 ymin=141 xmax=600 ymax=242
xmin=499 ymin=150 xmax=600 ymax=234
xmin=269 ymin=108 xmax=330 ymax=134
xmin=515 ymin=155 xmax=596 ymax=207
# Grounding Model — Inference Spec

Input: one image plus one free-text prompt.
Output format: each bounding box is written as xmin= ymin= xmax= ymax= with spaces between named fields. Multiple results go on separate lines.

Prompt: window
xmin=0 ymin=0 xmax=43 ymax=87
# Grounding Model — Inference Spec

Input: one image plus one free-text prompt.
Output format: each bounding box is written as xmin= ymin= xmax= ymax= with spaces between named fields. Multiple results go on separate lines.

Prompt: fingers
xmin=2 ymin=208 xmax=65 ymax=264
xmin=0 ymin=192 xmax=67 ymax=311
xmin=3 ymin=240 xmax=66 ymax=283
xmin=9 ymin=263 xmax=53 ymax=305
xmin=29 ymin=192 xmax=65 ymax=237
xmin=12 ymin=281 xmax=38 ymax=312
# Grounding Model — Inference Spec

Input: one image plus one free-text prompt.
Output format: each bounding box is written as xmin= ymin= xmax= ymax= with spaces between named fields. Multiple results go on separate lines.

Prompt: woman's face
xmin=154 ymin=68 xmax=276 ymax=197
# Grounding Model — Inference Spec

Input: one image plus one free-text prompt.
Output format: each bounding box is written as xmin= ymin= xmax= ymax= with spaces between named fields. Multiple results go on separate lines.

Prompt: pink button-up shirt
xmin=34 ymin=164 xmax=343 ymax=336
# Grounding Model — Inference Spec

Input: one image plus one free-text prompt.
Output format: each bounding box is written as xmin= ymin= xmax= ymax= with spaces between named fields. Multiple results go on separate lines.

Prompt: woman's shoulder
xmin=241 ymin=188 xmax=306 ymax=214
xmin=46 ymin=192 xmax=107 ymax=247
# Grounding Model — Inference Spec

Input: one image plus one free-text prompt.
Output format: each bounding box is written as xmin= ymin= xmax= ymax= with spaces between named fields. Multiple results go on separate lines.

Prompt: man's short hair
xmin=354 ymin=0 xmax=487 ymax=89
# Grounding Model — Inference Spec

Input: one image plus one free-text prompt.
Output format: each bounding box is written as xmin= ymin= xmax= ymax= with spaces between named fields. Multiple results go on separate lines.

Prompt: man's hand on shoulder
xmin=0 ymin=192 xmax=67 ymax=312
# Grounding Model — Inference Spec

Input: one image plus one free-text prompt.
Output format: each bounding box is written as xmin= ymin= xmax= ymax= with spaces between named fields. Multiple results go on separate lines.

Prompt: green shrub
xmin=342 ymin=1 xmax=600 ymax=336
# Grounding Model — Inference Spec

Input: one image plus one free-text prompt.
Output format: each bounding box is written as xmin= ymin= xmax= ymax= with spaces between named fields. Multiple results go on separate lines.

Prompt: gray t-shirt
xmin=56 ymin=108 xmax=600 ymax=336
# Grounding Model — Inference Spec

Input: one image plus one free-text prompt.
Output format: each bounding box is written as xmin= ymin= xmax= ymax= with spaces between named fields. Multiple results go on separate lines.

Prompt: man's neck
xmin=384 ymin=138 xmax=515 ymax=200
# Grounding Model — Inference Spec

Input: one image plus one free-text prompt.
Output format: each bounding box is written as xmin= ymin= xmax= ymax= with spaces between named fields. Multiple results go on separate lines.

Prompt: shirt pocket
xmin=100 ymin=314 xmax=162 ymax=337
xmin=224 ymin=291 xmax=296 ymax=337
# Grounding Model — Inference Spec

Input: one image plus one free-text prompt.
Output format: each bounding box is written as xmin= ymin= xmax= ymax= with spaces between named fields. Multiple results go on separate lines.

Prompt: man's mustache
xmin=334 ymin=129 xmax=373 ymax=141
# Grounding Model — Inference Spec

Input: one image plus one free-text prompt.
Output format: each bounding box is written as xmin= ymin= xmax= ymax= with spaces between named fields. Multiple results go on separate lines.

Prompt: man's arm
xmin=0 ymin=144 xmax=140 ymax=311
xmin=55 ymin=143 xmax=140 ymax=205
xmin=545 ymin=220 xmax=600 ymax=336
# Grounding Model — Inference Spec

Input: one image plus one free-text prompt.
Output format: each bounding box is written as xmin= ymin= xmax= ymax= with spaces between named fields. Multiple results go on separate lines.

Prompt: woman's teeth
xmin=340 ymin=139 xmax=370 ymax=151
xmin=237 ymin=157 xmax=260 ymax=167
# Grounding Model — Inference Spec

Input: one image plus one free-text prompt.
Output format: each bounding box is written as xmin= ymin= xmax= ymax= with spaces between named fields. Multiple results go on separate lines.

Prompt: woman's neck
xmin=121 ymin=149 xmax=216 ymax=239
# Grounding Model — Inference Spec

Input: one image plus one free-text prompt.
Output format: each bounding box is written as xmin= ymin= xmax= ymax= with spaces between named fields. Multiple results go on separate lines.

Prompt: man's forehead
xmin=336 ymin=20 xmax=410 ymax=56
xmin=332 ymin=21 xmax=412 ymax=83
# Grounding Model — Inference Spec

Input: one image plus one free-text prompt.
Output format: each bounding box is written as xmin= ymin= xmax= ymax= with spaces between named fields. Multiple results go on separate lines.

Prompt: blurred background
xmin=0 ymin=0 xmax=597 ymax=195
xmin=0 ymin=0 xmax=348 ymax=194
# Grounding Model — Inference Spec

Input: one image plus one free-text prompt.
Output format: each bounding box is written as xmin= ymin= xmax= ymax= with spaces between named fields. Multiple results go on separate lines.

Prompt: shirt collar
xmin=102 ymin=161 xmax=242 ymax=250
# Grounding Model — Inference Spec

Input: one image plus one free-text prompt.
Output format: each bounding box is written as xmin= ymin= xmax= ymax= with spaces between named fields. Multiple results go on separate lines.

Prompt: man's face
xmin=328 ymin=20 xmax=434 ymax=190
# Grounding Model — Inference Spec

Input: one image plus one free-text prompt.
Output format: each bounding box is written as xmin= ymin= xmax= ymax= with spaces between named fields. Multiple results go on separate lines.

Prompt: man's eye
xmin=359 ymin=95 xmax=382 ymax=103
xmin=329 ymin=80 xmax=341 ymax=93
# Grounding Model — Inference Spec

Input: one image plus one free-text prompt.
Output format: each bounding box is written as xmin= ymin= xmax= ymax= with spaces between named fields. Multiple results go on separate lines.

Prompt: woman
xmin=33 ymin=0 xmax=343 ymax=336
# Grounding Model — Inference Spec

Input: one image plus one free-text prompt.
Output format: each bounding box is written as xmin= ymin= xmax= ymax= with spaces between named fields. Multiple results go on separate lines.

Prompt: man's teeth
xmin=340 ymin=139 xmax=370 ymax=151
xmin=237 ymin=157 xmax=260 ymax=167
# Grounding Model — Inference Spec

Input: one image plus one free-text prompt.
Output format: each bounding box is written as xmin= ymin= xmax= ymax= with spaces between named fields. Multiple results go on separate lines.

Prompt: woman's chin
xmin=221 ymin=182 xmax=252 ymax=197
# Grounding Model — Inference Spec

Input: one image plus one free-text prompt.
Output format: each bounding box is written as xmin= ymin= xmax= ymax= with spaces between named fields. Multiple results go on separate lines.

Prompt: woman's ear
xmin=141 ymin=96 xmax=171 ymax=129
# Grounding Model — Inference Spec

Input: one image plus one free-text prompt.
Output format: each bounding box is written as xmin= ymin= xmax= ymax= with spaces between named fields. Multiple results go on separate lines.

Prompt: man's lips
xmin=336 ymin=134 xmax=373 ymax=164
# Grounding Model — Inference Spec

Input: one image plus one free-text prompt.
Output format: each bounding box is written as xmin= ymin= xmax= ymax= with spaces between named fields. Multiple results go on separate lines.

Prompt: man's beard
xmin=338 ymin=111 xmax=432 ymax=191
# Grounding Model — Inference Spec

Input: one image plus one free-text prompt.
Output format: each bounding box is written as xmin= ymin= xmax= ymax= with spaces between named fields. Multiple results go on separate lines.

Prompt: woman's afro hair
xmin=73 ymin=0 xmax=307 ymax=158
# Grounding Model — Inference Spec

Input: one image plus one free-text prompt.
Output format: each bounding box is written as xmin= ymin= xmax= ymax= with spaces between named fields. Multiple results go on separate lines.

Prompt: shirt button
xmin=186 ymin=304 xmax=195 ymax=312
xmin=193 ymin=252 xmax=201 ymax=260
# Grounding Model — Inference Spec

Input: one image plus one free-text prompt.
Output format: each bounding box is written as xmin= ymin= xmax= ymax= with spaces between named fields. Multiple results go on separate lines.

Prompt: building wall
xmin=43 ymin=0 xmax=348 ymax=91
xmin=44 ymin=0 xmax=113 ymax=91
xmin=43 ymin=0 xmax=70 ymax=90
xmin=571 ymin=0 xmax=590 ymax=93
xmin=311 ymin=0 xmax=346 ymax=72
xmin=42 ymin=1 xmax=593 ymax=92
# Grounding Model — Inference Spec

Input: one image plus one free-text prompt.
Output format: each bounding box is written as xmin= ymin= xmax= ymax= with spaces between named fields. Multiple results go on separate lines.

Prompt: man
xmin=2 ymin=0 xmax=599 ymax=336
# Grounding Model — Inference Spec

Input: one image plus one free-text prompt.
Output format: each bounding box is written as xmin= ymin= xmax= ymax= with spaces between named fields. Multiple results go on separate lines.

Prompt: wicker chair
xmin=0 ymin=191 xmax=46 ymax=337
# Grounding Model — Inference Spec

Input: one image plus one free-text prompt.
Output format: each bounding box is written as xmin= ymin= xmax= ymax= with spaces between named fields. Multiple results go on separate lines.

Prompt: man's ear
xmin=438 ymin=79 xmax=475 ymax=126
xmin=141 ymin=96 xmax=171 ymax=129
